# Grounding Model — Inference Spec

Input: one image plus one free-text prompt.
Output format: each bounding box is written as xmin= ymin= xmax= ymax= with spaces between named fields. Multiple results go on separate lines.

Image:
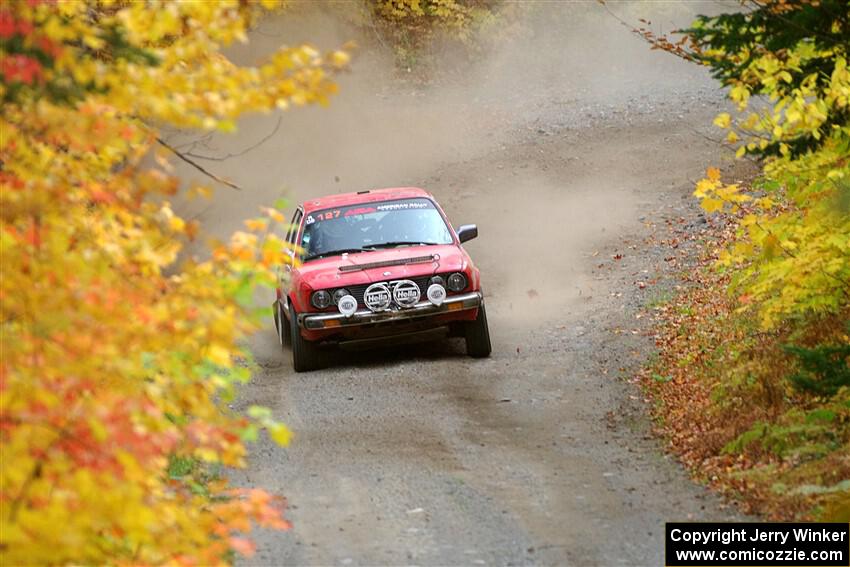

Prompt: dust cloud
xmin=169 ymin=1 xmax=726 ymax=328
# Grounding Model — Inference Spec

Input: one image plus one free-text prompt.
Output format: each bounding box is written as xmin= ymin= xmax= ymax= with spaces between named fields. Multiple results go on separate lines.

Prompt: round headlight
xmin=332 ymin=288 xmax=350 ymax=305
xmin=311 ymin=290 xmax=331 ymax=309
xmin=446 ymin=272 xmax=467 ymax=292
xmin=429 ymin=275 xmax=445 ymax=288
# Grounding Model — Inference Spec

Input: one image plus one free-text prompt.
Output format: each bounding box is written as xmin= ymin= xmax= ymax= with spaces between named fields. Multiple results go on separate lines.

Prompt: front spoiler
xmin=299 ymin=291 xmax=482 ymax=331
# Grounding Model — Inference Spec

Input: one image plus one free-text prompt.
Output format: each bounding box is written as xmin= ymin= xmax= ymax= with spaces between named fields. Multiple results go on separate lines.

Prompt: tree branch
xmin=156 ymin=137 xmax=242 ymax=191
xmin=183 ymin=116 xmax=283 ymax=162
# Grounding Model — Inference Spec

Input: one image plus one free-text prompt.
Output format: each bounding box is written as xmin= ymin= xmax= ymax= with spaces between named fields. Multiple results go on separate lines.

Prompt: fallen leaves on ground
xmin=638 ymin=201 xmax=849 ymax=521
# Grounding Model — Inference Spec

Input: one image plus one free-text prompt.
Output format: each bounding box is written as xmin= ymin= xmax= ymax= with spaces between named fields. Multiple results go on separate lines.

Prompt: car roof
xmin=300 ymin=187 xmax=434 ymax=214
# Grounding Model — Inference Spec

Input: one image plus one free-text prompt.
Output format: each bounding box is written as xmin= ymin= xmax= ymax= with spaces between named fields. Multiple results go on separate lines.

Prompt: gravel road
xmin=173 ymin=4 xmax=750 ymax=565
xmin=231 ymin=106 xmax=745 ymax=566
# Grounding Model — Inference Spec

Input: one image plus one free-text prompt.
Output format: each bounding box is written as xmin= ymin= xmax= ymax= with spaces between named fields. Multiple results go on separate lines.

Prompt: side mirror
xmin=456 ymin=224 xmax=478 ymax=243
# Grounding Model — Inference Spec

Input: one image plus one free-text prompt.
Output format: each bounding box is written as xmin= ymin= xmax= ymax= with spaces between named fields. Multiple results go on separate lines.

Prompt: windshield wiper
xmin=368 ymin=241 xmax=441 ymax=249
xmin=303 ymin=248 xmax=369 ymax=262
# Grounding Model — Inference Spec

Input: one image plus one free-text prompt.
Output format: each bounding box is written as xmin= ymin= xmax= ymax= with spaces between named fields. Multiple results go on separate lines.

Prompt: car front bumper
xmin=298 ymin=291 xmax=483 ymax=331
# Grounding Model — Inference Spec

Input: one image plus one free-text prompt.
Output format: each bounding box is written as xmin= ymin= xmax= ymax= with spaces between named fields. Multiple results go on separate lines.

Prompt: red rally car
xmin=273 ymin=187 xmax=491 ymax=372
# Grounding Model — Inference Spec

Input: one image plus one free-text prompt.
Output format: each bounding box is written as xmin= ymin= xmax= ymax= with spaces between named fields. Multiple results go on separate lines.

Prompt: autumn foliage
xmin=639 ymin=0 xmax=849 ymax=519
xmin=365 ymin=0 xmax=511 ymax=70
xmin=643 ymin=210 xmax=849 ymax=520
xmin=0 ymin=1 xmax=348 ymax=563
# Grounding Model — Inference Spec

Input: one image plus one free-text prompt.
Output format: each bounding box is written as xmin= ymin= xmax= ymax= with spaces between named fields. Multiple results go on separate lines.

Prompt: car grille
xmin=344 ymin=275 xmax=433 ymax=308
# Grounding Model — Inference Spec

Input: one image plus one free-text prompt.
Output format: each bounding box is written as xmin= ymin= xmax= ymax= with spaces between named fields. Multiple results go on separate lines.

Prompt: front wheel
xmin=289 ymin=303 xmax=323 ymax=372
xmin=465 ymin=303 xmax=492 ymax=358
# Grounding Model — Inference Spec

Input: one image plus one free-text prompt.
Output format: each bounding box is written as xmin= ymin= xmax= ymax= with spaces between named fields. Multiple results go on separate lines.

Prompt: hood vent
xmin=338 ymin=254 xmax=437 ymax=273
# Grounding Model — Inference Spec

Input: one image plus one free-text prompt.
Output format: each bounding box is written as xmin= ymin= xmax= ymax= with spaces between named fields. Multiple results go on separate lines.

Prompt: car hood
xmin=296 ymin=245 xmax=467 ymax=289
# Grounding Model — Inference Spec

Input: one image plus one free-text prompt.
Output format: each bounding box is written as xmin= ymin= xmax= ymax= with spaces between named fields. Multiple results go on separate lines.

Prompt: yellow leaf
xmin=701 ymin=198 xmax=724 ymax=213
xmin=196 ymin=448 xmax=220 ymax=463
xmin=713 ymin=113 xmax=731 ymax=128
xmin=244 ymin=219 xmax=268 ymax=232
xmin=169 ymin=216 xmax=185 ymax=232
xmin=762 ymin=233 xmax=780 ymax=258
xmin=330 ymin=50 xmax=351 ymax=68
xmin=755 ymin=197 xmax=775 ymax=209
xmin=189 ymin=186 xmax=213 ymax=199
xmin=83 ymin=34 xmax=105 ymax=50
xmin=268 ymin=423 xmax=292 ymax=446
xmin=208 ymin=344 xmax=232 ymax=367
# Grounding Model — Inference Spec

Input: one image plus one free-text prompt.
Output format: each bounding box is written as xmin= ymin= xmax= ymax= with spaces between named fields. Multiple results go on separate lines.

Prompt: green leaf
xmin=806 ymin=409 xmax=836 ymax=423
xmin=247 ymin=405 xmax=272 ymax=420
xmin=240 ymin=424 xmax=259 ymax=443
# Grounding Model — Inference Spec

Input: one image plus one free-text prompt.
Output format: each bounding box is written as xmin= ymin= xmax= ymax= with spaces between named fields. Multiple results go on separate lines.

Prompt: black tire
xmin=465 ymin=303 xmax=492 ymax=358
xmin=274 ymin=300 xmax=291 ymax=347
xmin=289 ymin=303 xmax=323 ymax=372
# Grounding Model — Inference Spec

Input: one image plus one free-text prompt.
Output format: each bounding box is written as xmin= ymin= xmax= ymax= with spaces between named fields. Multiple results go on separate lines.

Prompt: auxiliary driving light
xmin=427 ymin=283 xmax=447 ymax=306
xmin=311 ymin=290 xmax=331 ymax=309
xmin=337 ymin=294 xmax=358 ymax=317
xmin=446 ymin=272 xmax=467 ymax=292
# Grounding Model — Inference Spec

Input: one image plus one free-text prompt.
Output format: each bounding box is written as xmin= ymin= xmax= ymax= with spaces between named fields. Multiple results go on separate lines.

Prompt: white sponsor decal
xmin=376 ymin=202 xmax=429 ymax=211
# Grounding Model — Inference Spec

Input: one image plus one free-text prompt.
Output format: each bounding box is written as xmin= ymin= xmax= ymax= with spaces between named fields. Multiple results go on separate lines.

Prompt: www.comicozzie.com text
xmin=670 ymin=527 xmax=848 ymax=546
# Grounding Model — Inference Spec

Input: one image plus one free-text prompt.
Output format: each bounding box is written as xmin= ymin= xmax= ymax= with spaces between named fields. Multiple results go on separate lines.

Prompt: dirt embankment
xmin=168 ymin=3 xmax=750 ymax=565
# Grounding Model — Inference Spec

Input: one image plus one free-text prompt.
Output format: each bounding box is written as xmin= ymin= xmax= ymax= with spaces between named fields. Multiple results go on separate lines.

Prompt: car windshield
xmin=300 ymin=198 xmax=453 ymax=261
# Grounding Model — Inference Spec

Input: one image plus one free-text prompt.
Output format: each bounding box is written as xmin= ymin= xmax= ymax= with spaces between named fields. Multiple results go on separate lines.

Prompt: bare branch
xmin=183 ymin=116 xmax=283 ymax=162
xmin=688 ymin=128 xmax=760 ymax=162
xmin=597 ymin=0 xmax=696 ymax=62
xmin=155 ymin=137 xmax=242 ymax=191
